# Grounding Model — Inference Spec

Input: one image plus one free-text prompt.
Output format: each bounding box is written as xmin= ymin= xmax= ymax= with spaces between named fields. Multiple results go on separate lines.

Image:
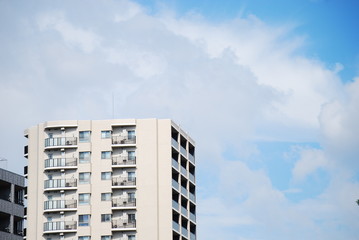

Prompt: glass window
xmin=128 ymin=171 xmax=136 ymax=181
xmin=101 ymin=151 xmax=111 ymax=159
xmin=79 ymin=193 xmax=90 ymax=205
xmin=128 ymin=192 xmax=135 ymax=202
xmin=79 ymin=215 xmax=90 ymax=226
xmin=128 ymin=151 xmax=136 ymax=160
xmin=101 ymin=236 xmax=111 ymax=240
xmin=128 ymin=235 xmax=135 ymax=240
xmin=128 ymin=130 xmax=135 ymax=139
xmin=101 ymin=172 xmax=111 ymax=180
xmin=79 ymin=152 xmax=91 ymax=163
xmin=101 ymin=131 xmax=111 ymax=139
xmin=101 ymin=214 xmax=111 ymax=222
xmin=128 ymin=213 xmax=136 ymax=223
xmin=79 ymin=131 xmax=91 ymax=142
xmin=79 ymin=172 xmax=91 ymax=184
xmin=78 ymin=237 xmax=91 ymax=240
xmin=101 ymin=193 xmax=111 ymax=201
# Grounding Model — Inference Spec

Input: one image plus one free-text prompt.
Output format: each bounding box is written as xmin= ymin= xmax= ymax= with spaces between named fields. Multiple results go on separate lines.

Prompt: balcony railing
xmin=172 ymin=179 xmax=179 ymax=190
xmin=180 ymin=145 xmax=187 ymax=156
xmin=189 ymin=153 xmax=195 ymax=164
xmin=112 ymin=177 xmax=136 ymax=187
xmin=111 ymin=220 xmax=136 ymax=229
xmin=190 ymin=212 xmax=196 ymax=222
xmin=44 ymin=158 xmax=77 ymax=169
xmin=189 ymin=172 xmax=195 ymax=183
xmin=44 ymin=179 xmax=77 ymax=190
xmin=44 ymin=200 xmax=77 ymax=211
xmin=171 ymin=138 xmax=179 ymax=149
xmin=172 ymin=158 xmax=179 ymax=170
xmin=43 ymin=221 xmax=77 ymax=232
xmin=45 ymin=137 xmax=77 ymax=148
xmin=189 ymin=192 xmax=196 ymax=203
xmin=181 ymin=186 xmax=188 ymax=196
xmin=112 ymin=197 xmax=136 ymax=207
xmin=112 ymin=136 xmax=136 ymax=145
xmin=181 ymin=206 xmax=188 ymax=216
xmin=190 ymin=232 xmax=196 ymax=240
xmin=181 ymin=227 xmax=188 ymax=237
xmin=172 ymin=221 xmax=180 ymax=232
xmin=172 ymin=200 xmax=179 ymax=211
xmin=180 ymin=165 xmax=187 ymax=176
xmin=112 ymin=156 xmax=136 ymax=166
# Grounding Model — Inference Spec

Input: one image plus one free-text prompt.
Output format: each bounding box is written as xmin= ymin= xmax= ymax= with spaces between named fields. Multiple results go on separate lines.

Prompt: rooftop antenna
xmin=0 ymin=158 xmax=8 ymax=170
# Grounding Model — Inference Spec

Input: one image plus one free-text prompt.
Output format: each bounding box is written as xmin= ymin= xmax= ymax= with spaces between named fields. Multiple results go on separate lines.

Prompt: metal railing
xmin=43 ymin=221 xmax=77 ymax=231
xmin=44 ymin=200 xmax=77 ymax=210
xmin=112 ymin=197 xmax=136 ymax=207
xmin=112 ymin=156 xmax=136 ymax=166
xmin=45 ymin=158 xmax=77 ymax=168
xmin=44 ymin=179 xmax=77 ymax=189
xmin=112 ymin=177 xmax=136 ymax=186
xmin=112 ymin=136 xmax=136 ymax=145
xmin=111 ymin=220 xmax=136 ymax=229
xmin=45 ymin=137 xmax=77 ymax=147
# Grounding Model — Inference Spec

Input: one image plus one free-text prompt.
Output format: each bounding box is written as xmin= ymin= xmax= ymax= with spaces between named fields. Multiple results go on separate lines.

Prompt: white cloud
xmin=292 ymin=148 xmax=328 ymax=183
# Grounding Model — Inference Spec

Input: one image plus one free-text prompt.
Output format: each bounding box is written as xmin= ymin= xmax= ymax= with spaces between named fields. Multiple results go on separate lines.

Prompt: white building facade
xmin=24 ymin=119 xmax=196 ymax=240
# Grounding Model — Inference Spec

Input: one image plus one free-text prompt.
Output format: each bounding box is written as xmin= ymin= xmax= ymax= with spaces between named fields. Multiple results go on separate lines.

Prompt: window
xmin=101 ymin=193 xmax=111 ymax=201
xmin=78 ymin=237 xmax=91 ymax=240
xmin=101 ymin=151 xmax=111 ymax=159
xmin=101 ymin=172 xmax=111 ymax=180
xmin=128 ymin=192 xmax=135 ymax=202
xmin=79 ymin=215 xmax=90 ymax=226
xmin=128 ymin=151 xmax=136 ymax=161
xmin=128 ymin=130 xmax=135 ymax=139
xmin=128 ymin=171 xmax=136 ymax=181
xmin=101 ymin=236 xmax=111 ymax=240
xmin=128 ymin=235 xmax=136 ymax=240
xmin=101 ymin=131 xmax=111 ymax=139
xmin=79 ymin=131 xmax=91 ymax=142
xmin=79 ymin=152 xmax=91 ymax=163
xmin=101 ymin=214 xmax=111 ymax=222
xmin=79 ymin=172 xmax=91 ymax=184
xmin=79 ymin=193 xmax=91 ymax=205
xmin=128 ymin=213 xmax=136 ymax=223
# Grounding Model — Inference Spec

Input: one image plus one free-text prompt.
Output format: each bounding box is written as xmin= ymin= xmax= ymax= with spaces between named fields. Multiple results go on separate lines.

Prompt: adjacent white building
xmin=24 ymin=119 xmax=196 ymax=240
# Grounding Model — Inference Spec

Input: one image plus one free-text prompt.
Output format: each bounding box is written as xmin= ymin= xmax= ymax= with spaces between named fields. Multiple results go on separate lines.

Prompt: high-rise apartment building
xmin=24 ymin=119 xmax=196 ymax=240
xmin=0 ymin=167 xmax=25 ymax=240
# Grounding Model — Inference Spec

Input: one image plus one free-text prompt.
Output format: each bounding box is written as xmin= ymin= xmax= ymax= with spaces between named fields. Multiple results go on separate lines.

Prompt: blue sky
xmin=0 ymin=0 xmax=358 ymax=239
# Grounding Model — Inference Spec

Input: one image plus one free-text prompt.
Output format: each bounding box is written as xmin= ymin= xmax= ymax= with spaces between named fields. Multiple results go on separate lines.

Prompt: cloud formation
xmin=0 ymin=0 xmax=358 ymax=239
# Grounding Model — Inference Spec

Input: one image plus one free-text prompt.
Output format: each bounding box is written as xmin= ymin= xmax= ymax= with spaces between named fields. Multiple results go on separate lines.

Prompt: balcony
xmin=172 ymin=200 xmax=179 ymax=211
xmin=112 ymin=136 xmax=136 ymax=146
xmin=24 ymin=145 xmax=28 ymax=157
xmin=44 ymin=179 xmax=77 ymax=191
xmin=112 ymin=197 xmax=136 ymax=209
xmin=43 ymin=221 xmax=77 ymax=233
xmin=24 ymin=166 xmax=28 ymax=178
xmin=111 ymin=220 xmax=136 ymax=231
xmin=189 ymin=173 xmax=195 ymax=183
xmin=190 ymin=232 xmax=196 ymax=240
xmin=44 ymin=158 xmax=77 ymax=170
xmin=44 ymin=137 xmax=77 ymax=149
xmin=112 ymin=177 xmax=136 ymax=188
xmin=44 ymin=200 xmax=77 ymax=212
xmin=112 ymin=156 xmax=136 ymax=167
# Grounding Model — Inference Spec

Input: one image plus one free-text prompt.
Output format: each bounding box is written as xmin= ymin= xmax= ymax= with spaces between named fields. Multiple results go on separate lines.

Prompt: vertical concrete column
xmin=10 ymin=183 xmax=15 ymax=203
xmin=9 ymin=214 xmax=14 ymax=234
